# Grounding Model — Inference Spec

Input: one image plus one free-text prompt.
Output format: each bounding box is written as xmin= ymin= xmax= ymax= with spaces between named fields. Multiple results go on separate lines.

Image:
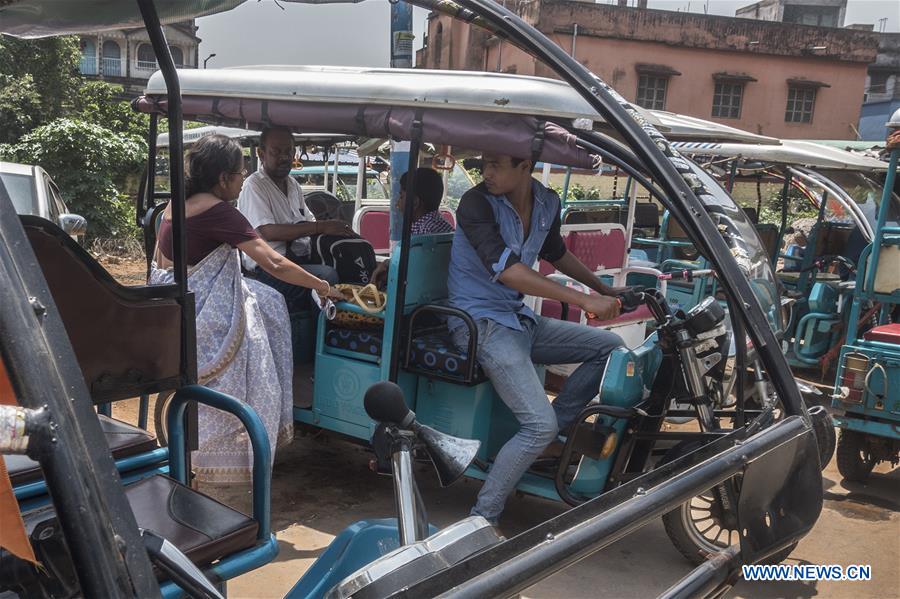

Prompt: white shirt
xmin=238 ymin=168 xmax=316 ymax=270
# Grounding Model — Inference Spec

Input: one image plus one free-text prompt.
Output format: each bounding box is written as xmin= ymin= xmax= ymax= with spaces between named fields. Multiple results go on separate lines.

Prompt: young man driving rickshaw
xmin=448 ymin=152 xmax=628 ymax=524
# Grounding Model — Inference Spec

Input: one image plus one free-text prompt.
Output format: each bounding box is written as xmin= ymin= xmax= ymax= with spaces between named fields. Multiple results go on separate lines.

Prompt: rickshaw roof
xmin=0 ymin=0 xmax=248 ymax=37
xmin=143 ymin=66 xmax=639 ymax=124
xmin=671 ymin=140 xmax=889 ymax=172
xmin=139 ymin=66 xmax=779 ymax=146
xmin=155 ymin=125 xmax=356 ymax=148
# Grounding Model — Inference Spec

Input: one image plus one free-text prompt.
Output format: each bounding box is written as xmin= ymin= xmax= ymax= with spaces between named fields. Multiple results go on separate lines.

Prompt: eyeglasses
xmin=231 ymin=168 xmax=248 ymax=178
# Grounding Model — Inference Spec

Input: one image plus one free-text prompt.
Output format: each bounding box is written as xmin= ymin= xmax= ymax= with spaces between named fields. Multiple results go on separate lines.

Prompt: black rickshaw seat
xmin=4 ymin=415 xmax=158 ymax=486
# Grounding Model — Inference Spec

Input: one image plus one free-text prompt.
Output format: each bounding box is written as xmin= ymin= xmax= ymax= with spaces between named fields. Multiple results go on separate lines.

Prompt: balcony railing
xmin=79 ymin=56 xmax=97 ymax=75
xmin=100 ymin=57 xmax=121 ymax=77
xmin=135 ymin=59 xmax=158 ymax=71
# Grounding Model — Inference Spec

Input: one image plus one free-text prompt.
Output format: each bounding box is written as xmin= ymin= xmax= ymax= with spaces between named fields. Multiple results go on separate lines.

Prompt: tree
xmin=72 ymin=80 xmax=151 ymax=140
xmin=0 ymin=35 xmax=80 ymax=132
xmin=0 ymin=73 xmax=42 ymax=144
xmin=0 ymin=119 xmax=147 ymax=240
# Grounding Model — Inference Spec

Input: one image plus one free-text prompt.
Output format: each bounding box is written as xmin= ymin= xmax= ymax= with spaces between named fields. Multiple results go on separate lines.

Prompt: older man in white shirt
xmin=239 ymin=126 xmax=352 ymax=312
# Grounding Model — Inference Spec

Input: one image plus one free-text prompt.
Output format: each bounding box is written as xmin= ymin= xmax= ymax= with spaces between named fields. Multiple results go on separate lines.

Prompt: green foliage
xmin=0 ymin=119 xmax=146 ymax=239
xmin=754 ymin=188 xmax=818 ymax=226
xmin=0 ymin=35 xmax=80 ymax=128
xmin=72 ymin=81 xmax=150 ymax=139
xmin=0 ymin=73 xmax=41 ymax=144
xmin=0 ymin=35 xmax=158 ymax=240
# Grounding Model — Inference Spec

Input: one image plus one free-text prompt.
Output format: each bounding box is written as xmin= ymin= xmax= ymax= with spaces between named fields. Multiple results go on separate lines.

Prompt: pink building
xmin=415 ymin=1 xmax=879 ymax=139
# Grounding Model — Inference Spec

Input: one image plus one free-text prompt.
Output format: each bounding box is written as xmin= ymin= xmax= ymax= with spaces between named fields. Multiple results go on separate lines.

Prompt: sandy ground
xmin=101 ymin=258 xmax=898 ymax=599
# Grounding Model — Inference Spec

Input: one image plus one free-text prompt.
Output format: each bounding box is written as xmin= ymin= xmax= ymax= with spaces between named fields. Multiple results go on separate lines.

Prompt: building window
xmin=867 ymin=72 xmax=889 ymax=95
xmin=636 ymin=74 xmax=668 ymax=110
xmin=785 ymin=86 xmax=816 ymax=123
xmin=79 ymin=38 xmax=97 ymax=75
xmin=137 ymin=43 xmax=157 ymax=70
xmin=712 ymin=81 xmax=744 ymax=119
xmin=169 ymin=45 xmax=184 ymax=67
xmin=101 ymin=40 xmax=121 ymax=77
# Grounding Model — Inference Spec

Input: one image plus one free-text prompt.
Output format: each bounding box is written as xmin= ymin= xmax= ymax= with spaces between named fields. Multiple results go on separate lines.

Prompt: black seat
xmin=324 ymin=324 xmax=486 ymax=383
xmin=325 ymin=326 xmax=383 ymax=357
xmin=407 ymin=329 xmax=485 ymax=383
xmin=21 ymin=475 xmax=258 ymax=572
xmin=4 ymin=415 xmax=158 ymax=486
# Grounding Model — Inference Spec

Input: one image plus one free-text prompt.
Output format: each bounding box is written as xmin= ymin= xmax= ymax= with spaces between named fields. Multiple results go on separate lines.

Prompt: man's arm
xmin=457 ymin=189 xmax=619 ymax=320
xmin=257 ymin=222 xmax=319 ymax=242
xmin=552 ymin=250 xmax=616 ymax=296
xmin=498 ymin=264 xmax=619 ymax=320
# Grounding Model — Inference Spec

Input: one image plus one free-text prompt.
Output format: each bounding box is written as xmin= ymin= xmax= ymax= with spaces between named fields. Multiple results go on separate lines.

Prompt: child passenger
xmin=372 ymin=167 xmax=454 ymax=287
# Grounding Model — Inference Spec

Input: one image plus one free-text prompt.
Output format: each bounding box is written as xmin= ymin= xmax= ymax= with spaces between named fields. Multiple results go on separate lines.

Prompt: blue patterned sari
xmin=151 ymin=245 xmax=293 ymax=483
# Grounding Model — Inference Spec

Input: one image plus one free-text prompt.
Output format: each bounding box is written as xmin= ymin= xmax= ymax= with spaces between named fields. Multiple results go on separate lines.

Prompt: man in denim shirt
xmin=449 ymin=153 xmax=625 ymax=525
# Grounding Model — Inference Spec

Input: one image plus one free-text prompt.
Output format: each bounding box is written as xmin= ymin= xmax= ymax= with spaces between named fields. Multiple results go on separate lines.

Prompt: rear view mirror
xmin=58 ymin=214 xmax=87 ymax=237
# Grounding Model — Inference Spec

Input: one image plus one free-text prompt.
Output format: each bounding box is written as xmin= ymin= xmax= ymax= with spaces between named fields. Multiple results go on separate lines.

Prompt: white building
xmin=78 ymin=21 xmax=200 ymax=94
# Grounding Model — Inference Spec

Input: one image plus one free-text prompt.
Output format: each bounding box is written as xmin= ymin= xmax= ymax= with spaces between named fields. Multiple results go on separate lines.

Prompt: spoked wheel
xmin=661 ymin=442 xmax=796 ymax=566
xmin=836 ymin=430 xmax=878 ymax=482
xmin=152 ymin=390 xmax=175 ymax=446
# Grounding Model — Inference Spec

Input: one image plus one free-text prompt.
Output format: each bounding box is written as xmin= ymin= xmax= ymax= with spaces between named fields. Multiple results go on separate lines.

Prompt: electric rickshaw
xmin=1 ymin=0 xmax=827 ymax=597
xmin=130 ymin=38 xmax=838 ymax=570
xmin=830 ymin=111 xmax=900 ymax=483
xmin=673 ymin=140 xmax=899 ymax=375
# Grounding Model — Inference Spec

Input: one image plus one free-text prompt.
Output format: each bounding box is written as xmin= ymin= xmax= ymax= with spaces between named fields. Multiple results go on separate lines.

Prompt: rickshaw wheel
xmin=661 ymin=441 xmax=796 ymax=566
xmin=836 ymin=430 xmax=878 ymax=482
xmin=153 ymin=390 xmax=175 ymax=446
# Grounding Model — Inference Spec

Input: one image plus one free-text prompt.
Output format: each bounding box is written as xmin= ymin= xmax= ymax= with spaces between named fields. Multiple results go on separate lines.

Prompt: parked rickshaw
xmin=1 ymin=0 xmax=826 ymax=597
xmin=674 ymin=140 xmax=899 ymax=374
xmin=131 ymin=32 xmax=840 ymax=570
xmin=830 ymin=111 xmax=900 ymax=482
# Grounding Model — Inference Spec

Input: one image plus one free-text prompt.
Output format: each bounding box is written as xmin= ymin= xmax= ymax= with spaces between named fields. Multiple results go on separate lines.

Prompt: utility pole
xmin=389 ymin=1 xmax=415 ymax=242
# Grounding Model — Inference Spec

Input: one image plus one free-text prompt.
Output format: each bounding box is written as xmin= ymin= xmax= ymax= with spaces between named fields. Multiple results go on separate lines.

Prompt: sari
xmin=151 ymin=244 xmax=293 ymax=483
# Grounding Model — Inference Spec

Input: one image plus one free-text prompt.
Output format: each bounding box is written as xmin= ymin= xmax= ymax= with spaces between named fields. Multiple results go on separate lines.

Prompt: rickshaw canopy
xmin=671 ymin=140 xmax=891 ymax=172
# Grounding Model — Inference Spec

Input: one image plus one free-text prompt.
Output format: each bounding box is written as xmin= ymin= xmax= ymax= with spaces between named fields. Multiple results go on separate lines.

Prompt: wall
xmin=859 ymin=100 xmax=900 ymax=140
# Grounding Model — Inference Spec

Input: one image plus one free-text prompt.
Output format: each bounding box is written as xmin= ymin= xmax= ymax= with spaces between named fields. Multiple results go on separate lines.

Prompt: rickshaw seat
xmin=4 ymin=415 xmax=158 ymax=486
xmin=407 ymin=330 xmax=485 ymax=383
xmin=324 ymin=326 xmax=486 ymax=383
xmin=353 ymin=207 xmax=391 ymax=254
xmin=811 ymin=221 xmax=854 ymax=259
xmin=863 ymin=323 xmax=900 ymax=345
xmin=21 ymin=216 xmax=182 ymax=403
xmin=21 ymin=474 xmax=258 ymax=572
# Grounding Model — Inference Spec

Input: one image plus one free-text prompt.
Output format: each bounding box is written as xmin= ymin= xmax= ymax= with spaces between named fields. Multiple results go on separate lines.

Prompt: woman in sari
xmin=152 ymin=134 xmax=344 ymax=483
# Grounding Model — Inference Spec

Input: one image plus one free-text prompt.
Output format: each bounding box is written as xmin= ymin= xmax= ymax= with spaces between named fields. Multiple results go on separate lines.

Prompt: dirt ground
xmin=100 ymin=257 xmax=899 ymax=599
xmin=200 ymin=429 xmax=897 ymax=599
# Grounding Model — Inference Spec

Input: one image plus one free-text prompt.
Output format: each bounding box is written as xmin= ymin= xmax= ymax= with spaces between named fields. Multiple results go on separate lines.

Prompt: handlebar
xmin=657 ymin=268 xmax=716 ymax=282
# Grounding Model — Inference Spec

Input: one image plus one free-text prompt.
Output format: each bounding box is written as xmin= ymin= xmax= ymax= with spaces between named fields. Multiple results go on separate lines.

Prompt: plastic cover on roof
xmin=0 ymin=0 xmax=246 ymax=37
xmin=134 ymin=95 xmax=600 ymax=169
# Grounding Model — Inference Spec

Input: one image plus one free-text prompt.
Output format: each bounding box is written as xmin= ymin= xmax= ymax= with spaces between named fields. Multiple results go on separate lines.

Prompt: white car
xmin=0 ymin=161 xmax=86 ymax=238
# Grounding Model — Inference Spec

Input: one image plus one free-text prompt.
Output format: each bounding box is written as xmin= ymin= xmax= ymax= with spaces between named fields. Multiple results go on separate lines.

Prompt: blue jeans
xmin=451 ymin=315 xmax=623 ymax=523
xmin=254 ymin=261 xmax=338 ymax=313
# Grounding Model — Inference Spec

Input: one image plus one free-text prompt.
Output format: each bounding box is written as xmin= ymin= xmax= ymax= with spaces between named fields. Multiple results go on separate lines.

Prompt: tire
xmin=836 ymin=429 xmax=877 ymax=482
xmin=661 ymin=442 xmax=796 ymax=566
xmin=807 ymin=405 xmax=836 ymax=471
xmin=153 ymin=390 xmax=175 ymax=446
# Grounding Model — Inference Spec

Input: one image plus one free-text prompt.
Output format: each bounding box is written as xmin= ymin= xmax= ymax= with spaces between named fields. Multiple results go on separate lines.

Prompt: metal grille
xmin=785 ymin=87 xmax=816 ymax=123
xmin=636 ymin=74 xmax=667 ymax=110
xmin=712 ymin=81 xmax=743 ymax=119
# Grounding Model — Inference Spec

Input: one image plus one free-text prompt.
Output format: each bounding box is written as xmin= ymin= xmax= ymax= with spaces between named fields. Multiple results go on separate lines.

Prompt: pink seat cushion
xmin=863 ymin=323 xmax=900 ymax=345
xmin=565 ymin=228 xmax=627 ymax=272
xmin=359 ymin=210 xmax=391 ymax=253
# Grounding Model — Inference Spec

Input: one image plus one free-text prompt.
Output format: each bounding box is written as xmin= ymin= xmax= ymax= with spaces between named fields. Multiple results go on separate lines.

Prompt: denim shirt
xmin=448 ymin=180 xmax=565 ymax=332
